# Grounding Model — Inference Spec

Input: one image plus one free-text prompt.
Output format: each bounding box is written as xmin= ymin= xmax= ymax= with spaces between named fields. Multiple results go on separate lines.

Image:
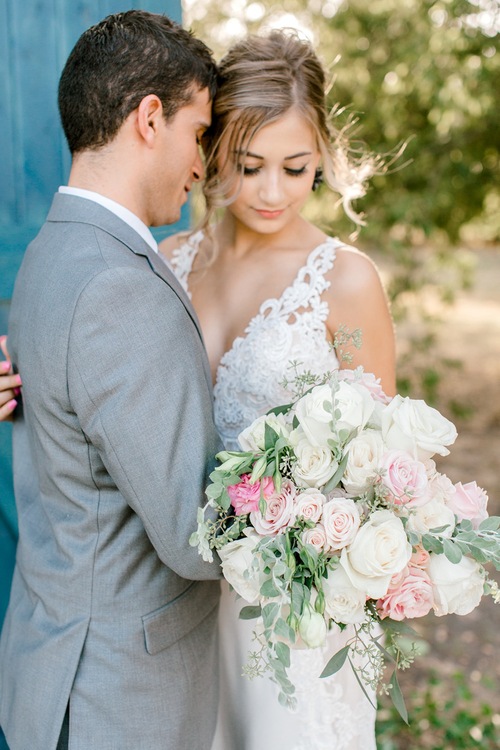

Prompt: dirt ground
xmin=378 ymin=246 xmax=500 ymax=731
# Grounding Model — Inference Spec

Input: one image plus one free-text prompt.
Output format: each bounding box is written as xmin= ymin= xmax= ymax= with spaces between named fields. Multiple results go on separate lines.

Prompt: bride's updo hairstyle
xmin=201 ymin=31 xmax=377 ymax=228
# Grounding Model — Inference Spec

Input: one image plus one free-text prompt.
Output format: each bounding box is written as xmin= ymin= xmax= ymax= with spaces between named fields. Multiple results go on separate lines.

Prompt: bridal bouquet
xmin=190 ymin=367 xmax=500 ymax=718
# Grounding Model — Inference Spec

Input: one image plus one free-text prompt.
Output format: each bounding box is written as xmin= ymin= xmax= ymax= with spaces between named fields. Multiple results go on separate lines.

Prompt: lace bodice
xmin=172 ymin=231 xmax=341 ymax=450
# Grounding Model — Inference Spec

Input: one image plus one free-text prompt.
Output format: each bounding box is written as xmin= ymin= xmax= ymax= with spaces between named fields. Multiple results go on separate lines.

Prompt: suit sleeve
xmin=67 ymin=265 xmax=222 ymax=580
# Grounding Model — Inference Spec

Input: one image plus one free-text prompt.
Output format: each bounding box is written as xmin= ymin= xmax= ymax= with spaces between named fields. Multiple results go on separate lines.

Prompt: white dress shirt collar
xmin=58 ymin=186 xmax=158 ymax=254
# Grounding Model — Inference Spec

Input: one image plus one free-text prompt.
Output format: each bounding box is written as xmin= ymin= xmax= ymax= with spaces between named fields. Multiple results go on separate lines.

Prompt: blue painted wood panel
xmin=0 ymin=9 xmax=185 ymax=740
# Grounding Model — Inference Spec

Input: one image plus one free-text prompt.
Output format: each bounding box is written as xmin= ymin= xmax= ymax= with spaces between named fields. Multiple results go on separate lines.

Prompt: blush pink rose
xmin=411 ymin=546 xmax=431 ymax=569
xmin=302 ymin=524 xmax=328 ymax=552
xmin=227 ymin=474 xmax=275 ymax=516
xmin=380 ymin=449 xmax=429 ymax=508
xmin=294 ymin=489 xmax=325 ymax=523
xmin=447 ymin=481 xmax=489 ymax=529
xmin=338 ymin=368 xmax=390 ymax=404
xmin=250 ymin=479 xmax=296 ymax=536
xmin=321 ymin=498 xmax=360 ymax=551
xmin=377 ymin=564 xmax=434 ymax=620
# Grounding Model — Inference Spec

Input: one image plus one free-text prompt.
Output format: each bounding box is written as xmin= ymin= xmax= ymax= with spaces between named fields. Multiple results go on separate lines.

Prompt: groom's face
xmin=150 ymin=87 xmax=212 ymax=226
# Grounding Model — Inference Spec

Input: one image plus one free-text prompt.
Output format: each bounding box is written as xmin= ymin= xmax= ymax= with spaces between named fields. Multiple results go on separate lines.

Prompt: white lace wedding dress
xmin=172 ymin=232 xmax=377 ymax=750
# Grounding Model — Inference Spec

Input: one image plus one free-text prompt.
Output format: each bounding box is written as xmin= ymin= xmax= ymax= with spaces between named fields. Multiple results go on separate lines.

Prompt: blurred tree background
xmin=185 ymin=0 xmax=499 ymax=401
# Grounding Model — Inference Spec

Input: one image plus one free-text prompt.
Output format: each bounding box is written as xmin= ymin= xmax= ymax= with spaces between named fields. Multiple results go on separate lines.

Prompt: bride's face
xmin=221 ymin=109 xmax=321 ymax=234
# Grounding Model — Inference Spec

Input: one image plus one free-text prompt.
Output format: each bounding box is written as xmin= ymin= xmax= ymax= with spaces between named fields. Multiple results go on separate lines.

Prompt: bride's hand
xmin=0 ymin=336 xmax=20 ymax=421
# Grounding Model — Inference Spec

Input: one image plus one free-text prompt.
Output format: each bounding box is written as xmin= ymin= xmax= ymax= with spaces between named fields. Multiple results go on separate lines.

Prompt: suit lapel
xmin=46 ymin=193 xmax=214 ymax=391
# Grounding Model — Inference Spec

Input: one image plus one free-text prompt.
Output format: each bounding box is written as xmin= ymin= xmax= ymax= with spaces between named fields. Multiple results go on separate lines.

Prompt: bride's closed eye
xmin=240 ymin=165 xmax=309 ymax=176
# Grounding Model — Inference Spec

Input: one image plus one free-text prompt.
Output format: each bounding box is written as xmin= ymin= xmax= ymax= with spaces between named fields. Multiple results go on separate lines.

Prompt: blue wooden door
xmin=0 ymin=6 xmax=184 ymax=742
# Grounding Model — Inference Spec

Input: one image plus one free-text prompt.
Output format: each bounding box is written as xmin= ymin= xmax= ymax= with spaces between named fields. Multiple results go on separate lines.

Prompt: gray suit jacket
xmin=0 ymin=194 xmax=222 ymax=750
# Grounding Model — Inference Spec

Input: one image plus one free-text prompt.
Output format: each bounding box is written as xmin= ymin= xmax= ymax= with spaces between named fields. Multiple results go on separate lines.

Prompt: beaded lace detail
xmin=172 ymin=231 xmax=377 ymax=750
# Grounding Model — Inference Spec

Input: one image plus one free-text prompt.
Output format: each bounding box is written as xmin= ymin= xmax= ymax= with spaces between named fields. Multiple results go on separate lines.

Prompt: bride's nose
xmin=258 ymin=171 xmax=284 ymax=205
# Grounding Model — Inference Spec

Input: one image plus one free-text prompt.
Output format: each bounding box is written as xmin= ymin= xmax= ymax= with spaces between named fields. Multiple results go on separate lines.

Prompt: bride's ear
xmin=136 ymin=95 xmax=164 ymax=148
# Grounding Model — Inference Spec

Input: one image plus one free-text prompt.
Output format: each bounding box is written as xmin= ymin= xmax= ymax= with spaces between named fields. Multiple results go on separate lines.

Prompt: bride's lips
xmin=254 ymin=208 xmax=285 ymax=219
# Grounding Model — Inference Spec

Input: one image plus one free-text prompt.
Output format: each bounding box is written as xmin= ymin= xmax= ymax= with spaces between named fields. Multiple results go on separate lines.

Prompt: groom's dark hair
xmin=58 ymin=10 xmax=217 ymax=154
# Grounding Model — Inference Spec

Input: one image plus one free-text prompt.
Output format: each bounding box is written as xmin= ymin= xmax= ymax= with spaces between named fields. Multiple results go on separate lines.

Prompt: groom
xmin=0 ymin=11 xmax=222 ymax=750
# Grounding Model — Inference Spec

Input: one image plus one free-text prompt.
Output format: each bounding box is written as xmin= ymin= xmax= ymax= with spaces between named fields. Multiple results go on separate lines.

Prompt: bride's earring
xmin=312 ymin=167 xmax=323 ymax=191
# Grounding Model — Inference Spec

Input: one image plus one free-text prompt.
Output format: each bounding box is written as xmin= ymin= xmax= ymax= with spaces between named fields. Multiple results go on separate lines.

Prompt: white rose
xmin=323 ymin=565 xmax=367 ymax=624
xmin=340 ymin=510 xmax=412 ymax=598
xmin=332 ymin=380 xmax=376 ymax=437
xmin=381 ymin=395 xmax=458 ymax=461
xmin=295 ymin=384 xmax=334 ymax=447
xmin=406 ymin=497 xmax=456 ymax=538
xmin=322 ymin=498 xmax=361 ymax=551
xmin=295 ymin=488 xmax=326 ymax=523
xmin=427 ymin=470 xmax=457 ymax=504
xmin=298 ymin=603 xmax=327 ymax=648
xmin=218 ymin=532 xmax=266 ymax=604
xmin=342 ymin=429 xmax=385 ymax=494
xmin=238 ymin=412 xmax=290 ymax=452
xmin=292 ymin=431 xmax=339 ymax=489
xmin=428 ymin=554 xmax=484 ymax=616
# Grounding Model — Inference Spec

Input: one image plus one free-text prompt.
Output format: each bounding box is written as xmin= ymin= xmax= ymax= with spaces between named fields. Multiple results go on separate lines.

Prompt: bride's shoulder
xmin=158 ymin=229 xmax=208 ymax=264
xmin=158 ymin=231 xmax=190 ymax=263
xmin=328 ymin=240 xmax=386 ymax=296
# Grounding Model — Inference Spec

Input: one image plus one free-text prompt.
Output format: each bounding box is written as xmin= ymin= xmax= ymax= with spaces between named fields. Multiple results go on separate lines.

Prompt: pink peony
xmin=380 ymin=449 xmax=430 ymax=508
xmin=249 ymin=480 xmax=296 ymax=536
xmin=447 ymin=481 xmax=488 ymax=529
xmin=227 ymin=474 xmax=275 ymax=516
xmin=377 ymin=564 xmax=434 ymax=620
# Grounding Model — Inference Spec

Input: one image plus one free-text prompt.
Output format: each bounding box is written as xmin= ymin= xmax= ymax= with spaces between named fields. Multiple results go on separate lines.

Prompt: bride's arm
xmin=0 ymin=336 xmax=21 ymax=420
xmin=325 ymin=246 xmax=396 ymax=397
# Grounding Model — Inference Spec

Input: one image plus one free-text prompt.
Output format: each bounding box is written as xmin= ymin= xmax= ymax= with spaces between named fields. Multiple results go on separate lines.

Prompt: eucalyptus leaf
xmin=275 ymin=641 xmax=291 ymax=668
xmin=443 ymin=538 xmax=463 ymax=564
xmin=322 ymin=452 xmax=349 ymax=494
xmin=239 ymin=605 xmax=262 ymax=620
xmin=260 ymin=580 xmax=280 ymax=598
xmin=407 ymin=531 xmax=420 ymax=546
xmin=422 ymin=534 xmax=444 ymax=554
xmin=429 ymin=524 xmax=453 ymax=534
xmin=320 ymin=645 xmax=350 ymax=678
xmin=275 ymin=617 xmax=296 ymax=644
xmin=479 ymin=516 xmax=500 ymax=532
xmin=379 ymin=618 xmax=419 ymax=638
xmin=388 ymin=670 xmax=409 ymax=724
xmin=262 ymin=602 xmax=280 ymax=627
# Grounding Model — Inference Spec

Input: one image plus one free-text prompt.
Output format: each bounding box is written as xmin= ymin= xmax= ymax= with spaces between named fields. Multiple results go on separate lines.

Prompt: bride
xmin=0 ymin=30 xmax=396 ymax=750
xmin=162 ymin=32 xmax=396 ymax=750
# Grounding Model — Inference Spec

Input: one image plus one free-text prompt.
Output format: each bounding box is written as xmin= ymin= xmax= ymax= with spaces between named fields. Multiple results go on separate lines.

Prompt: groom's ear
xmin=136 ymin=95 xmax=164 ymax=148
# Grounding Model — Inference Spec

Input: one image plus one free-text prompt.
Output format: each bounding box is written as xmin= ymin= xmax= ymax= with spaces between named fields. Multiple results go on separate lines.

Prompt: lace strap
xmin=266 ymin=237 xmax=340 ymax=318
xmin=170 ymin=230 xmax=204 ymax=295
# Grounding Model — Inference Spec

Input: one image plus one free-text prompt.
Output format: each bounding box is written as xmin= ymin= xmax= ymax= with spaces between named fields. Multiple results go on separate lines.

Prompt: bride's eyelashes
xmin=239 ymin=164 xmax=309 ymax=177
